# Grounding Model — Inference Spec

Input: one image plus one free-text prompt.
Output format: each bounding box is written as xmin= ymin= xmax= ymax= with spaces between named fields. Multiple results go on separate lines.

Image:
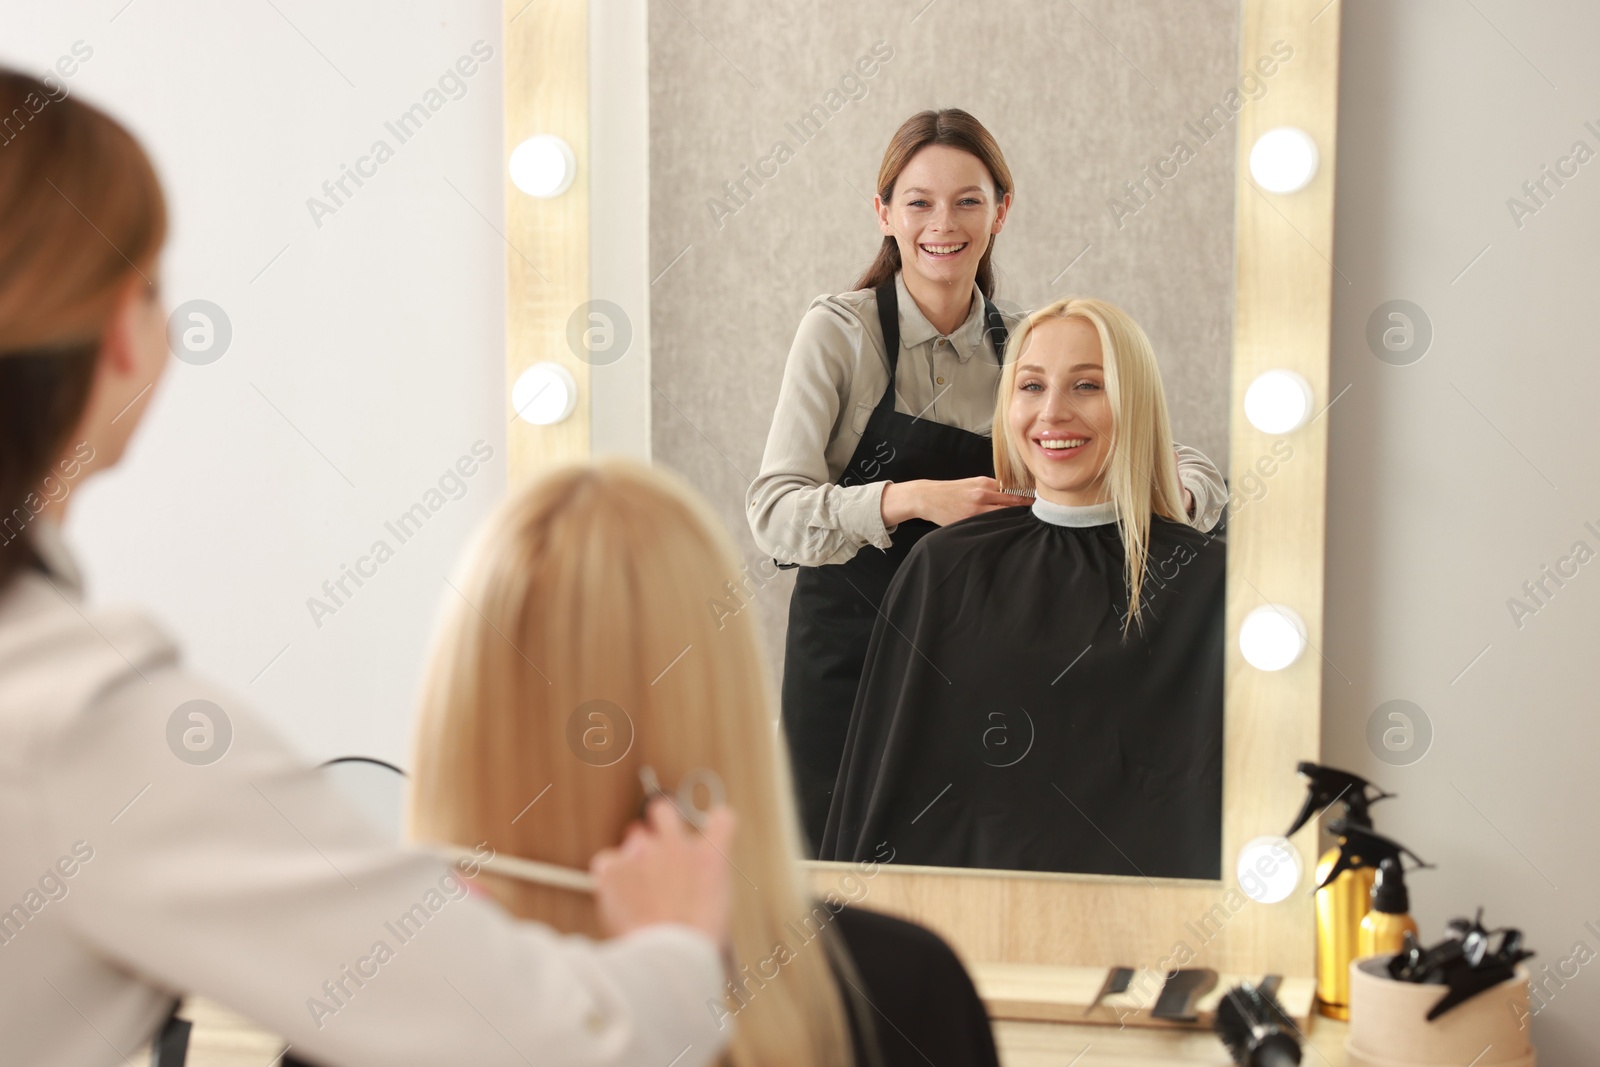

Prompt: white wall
xmin=1327 ymin=1 xmax=1600 ymax=1058
xmin=2 ymin=0 xmax=507 ymax=766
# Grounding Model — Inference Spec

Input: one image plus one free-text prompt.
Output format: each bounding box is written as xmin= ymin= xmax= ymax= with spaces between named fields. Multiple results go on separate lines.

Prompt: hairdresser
xmin=0 ymin=70 xmax=737 ymax=1067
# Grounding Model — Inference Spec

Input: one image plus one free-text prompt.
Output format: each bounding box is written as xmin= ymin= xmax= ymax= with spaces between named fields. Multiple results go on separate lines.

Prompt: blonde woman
xmin=821 ymin=298 xmax=1226 ymax=878
xmin=409 ymin=460 xmax=1001 ymax=1067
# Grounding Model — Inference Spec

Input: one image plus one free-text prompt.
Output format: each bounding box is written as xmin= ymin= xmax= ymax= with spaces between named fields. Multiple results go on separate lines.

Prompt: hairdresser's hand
xmin=591 ymin=797 xmax=737 ymax=945
xmin=882 ymin=477 xmax=1028 ymax=528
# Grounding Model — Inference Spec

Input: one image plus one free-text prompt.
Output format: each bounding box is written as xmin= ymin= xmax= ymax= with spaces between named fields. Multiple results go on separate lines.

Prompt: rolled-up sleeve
xmin=1175 ymin=442 xmax=1226 ymax=533
xmin=746 ymin=301 xmax=895 ymax=567
xmin=40 ymin=667 xmax=732 ymax=1067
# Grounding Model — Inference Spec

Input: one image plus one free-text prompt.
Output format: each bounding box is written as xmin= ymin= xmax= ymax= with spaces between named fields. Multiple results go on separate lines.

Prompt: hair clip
xmin=1385 ymin=908 xmax=1536 ymax=1020
xmin=1385 ymin=930 xmax=1428 ymax=982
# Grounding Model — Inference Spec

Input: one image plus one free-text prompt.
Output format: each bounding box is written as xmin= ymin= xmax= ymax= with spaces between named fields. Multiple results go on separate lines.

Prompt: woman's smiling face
xmin=1008 ymin=316 xmax=1114 ymax=505
xmin=876 ymin=143 xmax=1009 ymax=288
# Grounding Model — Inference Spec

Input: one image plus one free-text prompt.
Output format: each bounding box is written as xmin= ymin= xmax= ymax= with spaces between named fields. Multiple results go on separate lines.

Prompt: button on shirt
xmin=747 ymin=272 xmax=1226 ymax=567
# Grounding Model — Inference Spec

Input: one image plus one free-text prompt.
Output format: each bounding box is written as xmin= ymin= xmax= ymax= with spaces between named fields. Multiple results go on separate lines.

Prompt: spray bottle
xmin=1359 ymin=856 xmax=1420 ymax=960
xmin=1285 ymin=762 xmax=1395 ymax=1020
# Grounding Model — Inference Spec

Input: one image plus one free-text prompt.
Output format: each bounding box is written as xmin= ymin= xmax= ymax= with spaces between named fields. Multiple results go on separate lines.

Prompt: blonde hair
xmin=991 ymin=297 xmax=1186 ymax=634
xmin=408 ymin=459 xmax=856 ymax=1067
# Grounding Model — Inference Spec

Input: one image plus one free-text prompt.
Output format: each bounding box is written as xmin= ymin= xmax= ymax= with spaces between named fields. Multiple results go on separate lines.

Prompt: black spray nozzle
xmin=1316 ymin=820 xmax=1431 ymax=891
xmin=1285 ymin=761 xmax=1395 ymax=838
xmin=1370 ymin=857 xmax=1411 ymax=914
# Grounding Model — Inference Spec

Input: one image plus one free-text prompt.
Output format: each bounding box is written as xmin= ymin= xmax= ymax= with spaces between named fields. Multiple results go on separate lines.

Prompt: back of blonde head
xmin=992 ymin=297 xmax=1187 ymax=633
xmin=409 ymin=459 xmax=854 ymax=1066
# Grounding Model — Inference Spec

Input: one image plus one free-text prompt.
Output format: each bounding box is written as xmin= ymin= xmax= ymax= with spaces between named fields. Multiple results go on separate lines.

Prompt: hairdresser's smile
xmin=878 ymin=142 xmax=1008 ymax=290
xmin=918 ymin=240 xmax=969 ymax=262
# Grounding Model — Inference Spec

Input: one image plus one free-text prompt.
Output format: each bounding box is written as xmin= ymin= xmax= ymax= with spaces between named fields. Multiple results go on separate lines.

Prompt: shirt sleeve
xmin=1174 ymin=442 xmax=1226 ymax=533
xmin=746 ymin=300 xmax=897 ymax=567
xmin=39 ymin=668 xmax=732 ymax=1067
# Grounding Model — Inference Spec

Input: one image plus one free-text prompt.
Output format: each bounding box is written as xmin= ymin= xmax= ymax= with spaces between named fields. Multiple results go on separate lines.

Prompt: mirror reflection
xmin=650 ymin=3 xmax=1250 ymax=878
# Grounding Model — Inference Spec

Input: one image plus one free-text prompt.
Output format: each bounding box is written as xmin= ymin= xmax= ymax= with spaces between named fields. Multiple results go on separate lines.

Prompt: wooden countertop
xmin=994 ymin=1015 xmax=1347 ymax=1065
xmin=158 ymin=995 xmax=1349 ymax=1065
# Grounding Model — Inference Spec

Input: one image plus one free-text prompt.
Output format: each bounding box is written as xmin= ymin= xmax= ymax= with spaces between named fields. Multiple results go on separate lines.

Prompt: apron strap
xmin=872 ymin=279 xmax=902 ymax=421
xmin=982 ymin=296 xmax=1009 ymax=363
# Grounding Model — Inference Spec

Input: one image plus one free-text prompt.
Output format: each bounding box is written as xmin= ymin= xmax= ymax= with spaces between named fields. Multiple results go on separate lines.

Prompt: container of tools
xmin=1345 ymin=955 xmax=1534 ymax=1067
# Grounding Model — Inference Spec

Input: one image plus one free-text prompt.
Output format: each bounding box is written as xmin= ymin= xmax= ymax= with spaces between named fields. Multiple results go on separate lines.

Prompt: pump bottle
xmin=1358 ymin=857 xmax=1420 ymax=959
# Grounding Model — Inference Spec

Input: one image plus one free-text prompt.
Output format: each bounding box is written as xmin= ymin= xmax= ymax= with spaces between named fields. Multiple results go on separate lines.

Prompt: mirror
xmin=647 ymin=1 xmax=1263 ymax=880
xmin=508 ymin=0 xmax=1335 ymax=981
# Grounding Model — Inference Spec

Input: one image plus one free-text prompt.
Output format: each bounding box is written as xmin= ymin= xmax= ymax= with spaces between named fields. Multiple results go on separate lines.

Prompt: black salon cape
xmin=819 ymin=504 xmax=1225 ymax=878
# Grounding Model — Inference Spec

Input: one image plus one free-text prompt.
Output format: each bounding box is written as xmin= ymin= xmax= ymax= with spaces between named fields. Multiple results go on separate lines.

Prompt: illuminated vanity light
xmin=509 ymin=134 xmax=576 ymax=198
xmin=512 ymin=362 xmax=578 ymax=425
xmin=1249 ymin=127 xmax=1319 ymax=194
xmin=1244 ymin=369 xmax=1314 ymax=434
xmin=1239 ymin=604 xmax=1307 ymax=672
xmin=1236 ymin=836 xmax=1302 ymax=904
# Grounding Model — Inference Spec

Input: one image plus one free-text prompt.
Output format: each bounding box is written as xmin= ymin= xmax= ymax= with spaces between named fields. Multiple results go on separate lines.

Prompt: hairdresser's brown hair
xmin=0 ymin=68 xmax=167 ymax=588
xmin=853 ymin=108 xmax=1013 ymax=299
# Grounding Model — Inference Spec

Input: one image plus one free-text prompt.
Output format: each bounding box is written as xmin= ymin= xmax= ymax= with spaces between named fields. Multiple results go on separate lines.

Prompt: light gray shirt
xmin=746 ymin=272 xmax=1227 ymax=566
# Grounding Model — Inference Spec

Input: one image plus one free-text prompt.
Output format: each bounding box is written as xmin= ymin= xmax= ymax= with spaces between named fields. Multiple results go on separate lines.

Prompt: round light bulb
xmin=1244 ymin=369 xmax=1314 ymax=434
xmin=509 ymin=135 xmax=576 ymax=198
xmin=1249 ymin=127 xmax=1319 ymax=194
xmin=512 ymin=362 xmax=578 ymax=425
xmin=1239 ymin=604 xmax=1307 ymax=672
xmin=1236 ymin=836 xmax=1302 ymax=904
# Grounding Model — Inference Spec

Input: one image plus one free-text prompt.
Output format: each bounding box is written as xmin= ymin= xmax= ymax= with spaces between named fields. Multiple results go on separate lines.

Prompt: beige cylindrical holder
xmin=1345 ymin=955 xmax=1534 ymax=1067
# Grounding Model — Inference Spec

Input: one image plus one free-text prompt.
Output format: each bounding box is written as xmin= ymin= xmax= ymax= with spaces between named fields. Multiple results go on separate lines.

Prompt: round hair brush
xmin=1213 ymin=981 xmax=1302 ymax=1067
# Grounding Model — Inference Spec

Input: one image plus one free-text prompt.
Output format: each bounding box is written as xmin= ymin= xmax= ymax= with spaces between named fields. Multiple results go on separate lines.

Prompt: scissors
xmin=435 ymin=765 xmax=726 ymax=894
xmin=637 ymin=765 xmax=726 ymax=829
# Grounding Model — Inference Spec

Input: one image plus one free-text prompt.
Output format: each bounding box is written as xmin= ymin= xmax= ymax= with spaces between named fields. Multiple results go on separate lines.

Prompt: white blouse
xmin=0 ymin=521 xmax=730 ymax=1067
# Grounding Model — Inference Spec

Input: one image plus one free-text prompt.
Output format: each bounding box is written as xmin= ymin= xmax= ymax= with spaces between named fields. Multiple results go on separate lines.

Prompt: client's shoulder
xmin=1146 ymin=516 xmax=1227 ymax=592
xmin=910 ymin=503 xmax=1036 ymax=559
xmin=1151 ymin=514 xmax=1225 ymax=556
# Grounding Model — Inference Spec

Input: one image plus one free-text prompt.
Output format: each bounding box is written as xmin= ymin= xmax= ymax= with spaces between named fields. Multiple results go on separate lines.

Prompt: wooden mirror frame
xmin=503 ymin=0 xmax=1340 ymax=988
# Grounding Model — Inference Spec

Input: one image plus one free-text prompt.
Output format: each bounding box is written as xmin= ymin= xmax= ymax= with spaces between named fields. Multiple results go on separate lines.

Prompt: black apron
xmin=781 ymin=279 xmax=1007 ymax=853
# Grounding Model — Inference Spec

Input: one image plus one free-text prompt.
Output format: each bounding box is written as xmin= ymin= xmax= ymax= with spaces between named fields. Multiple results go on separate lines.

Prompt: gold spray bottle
xmin=1286 ymin=763 xmax=1395 ymax=1020
xmin=1358 ymin=857 xmax=1420 ymax=959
